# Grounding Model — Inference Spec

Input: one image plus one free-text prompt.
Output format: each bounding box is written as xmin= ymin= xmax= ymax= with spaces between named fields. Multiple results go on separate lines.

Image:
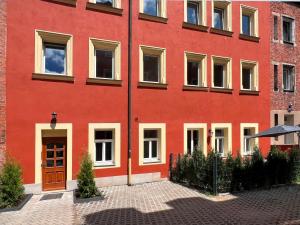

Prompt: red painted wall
xmin=5 ymin=0 xmax=270 ymax=184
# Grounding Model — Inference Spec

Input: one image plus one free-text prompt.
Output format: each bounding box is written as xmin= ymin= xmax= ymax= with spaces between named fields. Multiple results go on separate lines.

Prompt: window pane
xmin=47 ymin=151 xmax=54 ymax=159
xmin=244 ymin=128 xmax=251 ymax=136
xmin=283 ymin=18 xmax=293 ymax=43
xmin=187 ymin=2 xmax=199 ymax=25
xmin=214 ymin=64 xmax=224 ymax=87
xmin=242 ymin=15 xmax=250 ymax=35
xmin=274 ymin=65 xmax=278 ymax=91
xmin=143 ymin=55 xmax=159 ymax=82
xmin=105 ymin=142 xmax=112 ymax=161
xmin=215 ymin=129 xmax=224 ymax=137
xmin=283 ymin=65 xmax=294 ymax=91
xmin=46 ymin=160 xmax=54 ymax=167
xmin=95 ymin=143 xmax=103 ymax=161
xmin=214 ymin=8 xmax=224 ymax=29
xmin=44 ymin=44 xmax=66 ymax=74
xmin=152 ymin=141 xmax=158 ymax=158
xmin=193 ymin=130 xmax=199 ymax=150
xmin=187 ymin=61 xmax=199 ymax=86
xmin=144 ymin=130 xmax=158 ymax=138
xmin=96 ymin=50 xmax=113 ymax=79
xmin=242 ymin=68 xmax=251 ymax=90
xmin=56 ymin=151 xmax=64 ymax=158
xmin=187 ymin=130 xmax=192 ymax=155
xmin=96 ymin=0 xmax=113 ymax=6
xmin=56 ymin=159 xmax=63 ymax=167
xmin=144 ymin=0 xmax=158 ymax=16
xmin=144 ymin=141 xmax=149 ymax=158
xmin=218 ymin=139 xmax=223 ymax=154
xmin=46 ymin=143 xmax=54 ymax=149
xmin=95 ymin=130 xmax=113 ymax=140
xmin=274 ymin=16 xmax=278 ymax=40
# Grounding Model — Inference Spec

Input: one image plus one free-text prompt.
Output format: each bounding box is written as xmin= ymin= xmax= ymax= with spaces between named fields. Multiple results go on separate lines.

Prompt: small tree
xmin=0 ymin=157 xmax=24 ymax=208
xmin=77 ymin=153 xmax=100 ymax=198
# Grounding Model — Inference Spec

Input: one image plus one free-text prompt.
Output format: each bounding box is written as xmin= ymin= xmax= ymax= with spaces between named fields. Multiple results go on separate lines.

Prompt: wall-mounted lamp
xmin=287 ymin=103 xmax=293 ymax=113
xmin=51 ymin=112 xmax=57 ymax=124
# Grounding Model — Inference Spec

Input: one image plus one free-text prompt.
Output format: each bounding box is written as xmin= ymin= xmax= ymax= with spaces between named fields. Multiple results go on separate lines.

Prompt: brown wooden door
xmin=42 ymin=137 xmax=67 ymax=191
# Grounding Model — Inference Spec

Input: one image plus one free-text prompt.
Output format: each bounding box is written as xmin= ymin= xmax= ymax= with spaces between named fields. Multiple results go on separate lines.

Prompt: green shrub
xmin=77 ymin=153 xmax=101 ymax=198
xmin=266 ymin=146 xmax=289 ymax=185
xmin=231 ymin=154 xmax=243 ymax=191
xmin=190 ymin=149 xmax=207 ymax=189
xmin=289 ymin=147 xmax=300 ymax=183
xmin=0 ymin=157 xmax=24 ymax=209
xmin=250 ymin=147 xmax=265 ymax=188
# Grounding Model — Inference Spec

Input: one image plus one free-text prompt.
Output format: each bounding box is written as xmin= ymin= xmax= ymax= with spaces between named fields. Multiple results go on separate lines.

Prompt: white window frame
xmin=240 ymin=5 xmax=259 ymax=37
xmin=139 ymin=0 xmax=167 ymax=18
xmin=184 ymin=123 xmax=207 ymax=156
xmin=240 ymin=123 xmax=258 ymax=156
xmin=94 ymin=49 xmax=115 ymax=80
xmin=139 ymin=123 xmax=166 ymax=165
xmin=139 ymin=45 xmax=166 ymax=84
xmin=143 ymin=130 xmax=160 ymax=163
xmin=240 ymin=60 xmax=259 ymax=91
xmin=282 ymin=15 xmax=295 ymax=45
xmin=282 ymin=63 xmax=295 ymax=92
xmin=184 ymin=51 xmax=207 ymax=87
xmin=212 ymin=56 xmax=232 ymax=89
xmin=184 ymin=0 xmax=206 ymax=26
xmin=89 ymin=0 xmax=121 ymax=8
xmin=211 ymin=123 xmax=232 ymax=157
xmin=94 ymin=130 xmax=114 ymax=166
xmin=212 ymin=0 xmax=232 ymax=31
xmin=89 ymin=38 xmax=121 ymax=80
xmin=88 ymin=123 xmax=121 ymax=169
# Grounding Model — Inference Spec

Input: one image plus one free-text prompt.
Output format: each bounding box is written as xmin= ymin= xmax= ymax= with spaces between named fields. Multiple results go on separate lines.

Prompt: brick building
xmin=0 ymin=0 xmax=270 ymax=193
xmin=271 ymin=2 xmax=300 ymax=147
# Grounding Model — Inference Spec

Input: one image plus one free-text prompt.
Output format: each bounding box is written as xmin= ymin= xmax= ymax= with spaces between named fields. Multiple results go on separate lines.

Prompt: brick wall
xmin=270 ymin=2 xmax=300 ymax=111
xmin=0 ymin=0 xmax=6 ymax=166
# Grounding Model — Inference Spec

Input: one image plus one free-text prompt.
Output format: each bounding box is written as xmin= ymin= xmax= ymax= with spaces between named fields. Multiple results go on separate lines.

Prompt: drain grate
xmin=40 ymin=193 xmax=63 ymax=201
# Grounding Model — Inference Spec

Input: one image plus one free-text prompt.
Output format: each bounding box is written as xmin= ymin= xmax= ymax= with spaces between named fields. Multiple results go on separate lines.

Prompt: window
xmin=282 ymin=16 xmax=294 ymax=44
xmin=89 ymin=0 xmax=121 ymax=8
xmin=211 ymin=123 xmax=232 ymax=157
xmin=184 ymin=0 xmax=206 ymax=26
xmin=273 ymin=15 xmax=278 ymax=40
xmin=184 ymin=52 xmax=207 ymax=87
xmin=240 ymin=123 xmax=258 ymax=156
xmin=184 ymin=123 xmax=207 ymax=156
xmin=274 ymin=64 xmax=278 ymax=91
xmin=140 ymin=0 xmax=167 ymax=18
xmin=140 ymin=45 xmax=166 ymax=84
xmin=96 ymin=0 xmax=113 ymax=7
xmin=35 ymin=30 xmax=73 ymax=76
xmin=274 ymin=113 xmax=279 ymax=141
xmin=88 ymin=123 xmax=121 ymax=168
xmin=212 ymin=56 xmax=232 ymax=89
xmin=139 ymin=123 xmax=166 ymax=165
xmin=44 ymin=43 xmax=66 ymax=75
xmin=89 ymin=38 xmax=121 ymax=80
xmin=284 ymin=115 xmax=294 ymax=144
xmin=143 ymin=130 xmax=159 ymax=162
xmin=212 ymin=0 xmax=232 ymax=31
xmin=283 ymin=65 xmax=295 ymax=92
xmin=241 ymin=60 xmax=258 ymax=91
xmin=241 ymin=5 xmax=259 ymax=37
xmin=94 ymin=130 xmax=114 ymax=165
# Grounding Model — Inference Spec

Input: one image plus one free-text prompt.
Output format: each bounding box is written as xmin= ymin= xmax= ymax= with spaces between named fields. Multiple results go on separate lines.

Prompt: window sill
xmin=43 ymin=0 xmax=76 ymax=6
xmin=239 ymin=34 xmax=260 ymax=43
xmin=138 ymin=13 xmax=168 ymax=24
xmin=182 ymin=22 xmax=209 ymax=32
xmin=138 ymin=82 xmax=168 ymax=89
xmin=283 ymin=41 xmax=295 ymax=46
xmin=86 ymin=2 xmax=123 ymax=15
xmin=32 ymin=73 xmax=74 ymax=83
xmin=210 ymin=28 xmax=233 ymax=37
xmin=142 ymin=161 xmax=163 ymax=165
xmin=86 ymin=78 xmax=122 ymax=86
xmin=283 ymin=89 xmax=295 ymax=93
xmin=239 ymin=90 xmax=260 ymax=95
xmin=210 ymin=87 xmax=233 ymax=94
xmin=93 ymin=164 xmax=117 ymax=169
xmin=182 ymin=85 xmax=209 ymax=92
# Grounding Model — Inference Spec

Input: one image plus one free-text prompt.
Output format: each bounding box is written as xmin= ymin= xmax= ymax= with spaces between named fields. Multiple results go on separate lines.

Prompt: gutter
xmin=127 ymin=0 xmax=132 ymax=185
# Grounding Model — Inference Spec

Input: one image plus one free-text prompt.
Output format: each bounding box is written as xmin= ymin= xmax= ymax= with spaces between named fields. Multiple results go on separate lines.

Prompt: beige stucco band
xmin=35 ymin=123 xmax=73 ymax=184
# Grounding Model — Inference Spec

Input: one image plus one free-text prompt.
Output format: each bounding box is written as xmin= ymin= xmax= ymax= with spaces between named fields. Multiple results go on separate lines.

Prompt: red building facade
xmin=2 ymin=0 xmax=270 ymax=193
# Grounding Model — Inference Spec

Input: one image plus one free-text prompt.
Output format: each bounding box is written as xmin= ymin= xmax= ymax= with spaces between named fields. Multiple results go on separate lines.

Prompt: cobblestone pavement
xmin=1 ymin=181 xmax=300 ymax=225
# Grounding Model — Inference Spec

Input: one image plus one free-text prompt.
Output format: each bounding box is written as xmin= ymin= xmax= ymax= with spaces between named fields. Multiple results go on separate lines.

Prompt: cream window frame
xmin=211 ymin=123 xmax=232 ymax=157
xmin=139 ymin=0 xmax=167 ymax=18
xmin=35 ymin=30 xmax=73 ymax=76
xmin=184 ymin=52 xmax=207 ymax=87
xmin=184 ymin=0 xmax=206 ymax=26
xmin=240 ymin=123 xmax=258 ymax=156
xmin=212 ymin=0 xmax=232 ymax=31
xmin=88 ymin=0 xmax=121 ymax=8
xmin=139 ymin=123 xmax=166 ymax=166
xmin=184 ymin=123 xmax=207 ymax=156
xmin=282 ymin=63 xmax=296 ymax=92
xmin=139 ymin=45 xmax=166 ymax=84
xmin=211 ymin=56 xmax=232 ymax=89
xmin=89 ymin=38 xmax=121 ymax=80
xmin=240 ymin=5 xmax=259 ymax=37
xmin=281 ymin=15 xmax=296 ymax=45
xmin=240 ymin=60 xmax=259 ymax=91
xmin=88 ymin=123 xmax=121 ymax=169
